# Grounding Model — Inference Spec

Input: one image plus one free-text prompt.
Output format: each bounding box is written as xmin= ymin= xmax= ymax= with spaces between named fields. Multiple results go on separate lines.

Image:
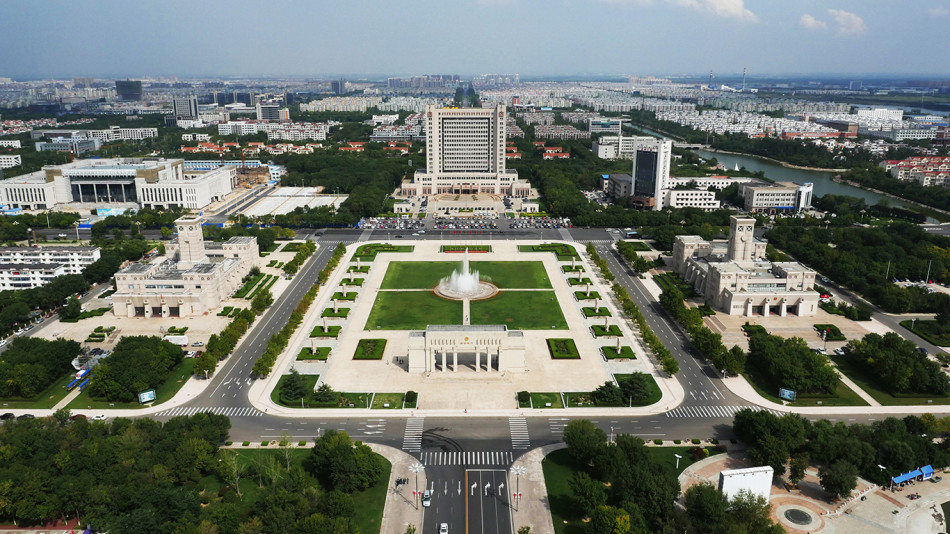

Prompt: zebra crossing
xmin=153 ymin=406 xmax=263 ymax=417
xmin=549 ymin=417 xmax=569 ymax=435
xmin=665 ymin=405 xmax=784 ymax=419
xmin=419 ymin=451 xmax=514 ymax=466
xmin=509 ymin=417 xmax=530 ymax=449
xmin=402 ymin=417 xmax=425 ymax=452
xmin=586 ymin=239 xmax=613 ymax=244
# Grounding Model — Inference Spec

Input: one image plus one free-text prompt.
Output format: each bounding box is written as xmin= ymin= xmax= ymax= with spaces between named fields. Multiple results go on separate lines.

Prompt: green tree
xmin=789 ymin=453 xmax=809 ymax=486
xmin=683 ymin=482 xmax=727 ymax=527
xmin=569 ymin=471 xmax=607 ymax=517
xmin=819 ymin=460 xmax=859 ymax=499
xmin=588 ymin=505 xmax=630 ymax=534
xmin=281 ymin=369 xmax=307 ymax=403
xmin=251 ymin=288 xmax=274 ymax=315
xmin=60 ymin=297 xmax=81 ymax=320
xmin=563 ymin=419 xmax=607 ymax=466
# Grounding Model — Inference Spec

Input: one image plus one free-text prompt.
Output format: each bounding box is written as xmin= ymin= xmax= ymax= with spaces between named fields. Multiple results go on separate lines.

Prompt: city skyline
xmin=2 ymin=0 xmax=949 ymax=79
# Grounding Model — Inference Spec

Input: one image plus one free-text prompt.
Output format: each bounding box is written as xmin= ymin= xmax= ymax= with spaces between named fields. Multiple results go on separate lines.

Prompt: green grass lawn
xmin=442 ymin=245 xmax=491 ymax=252
xmin=297 ymin=347 xmax=330 ymax=361
xmin=567 ymin=277 xmax=592 ymax=286
xmin=625 ymin=241 xmax=651 ymax=251
xmin=591 ymin=324 xmax=622 ymax=337
xmin=830 ymin=354 xmax=950 ymax=405
xmin=310 ymin=325 xmax=342 ymax=338
xmin=518 ymin=244 xmax=579 ymax=260
xmin=530 ymin=392 xmax=564 ymax=409
xmin=339 ymin=393 xmax=373 ymax=408
xmin=470 ymin=291 xmax=567 ymax=330
xmin=347 ymin=266 xmax=371 ymax=273
xmin=339 ymin=278 xmax=364 ymax=287
xmin=574 ymin=291 xmax=601 ymax=300
xmin=814 ymin=324 xmax=846 ymax=341
xmin=352 ymin=243 xmax=414 ymax=260
xmin=331 ymin=292 xmax=358 ymax=301
xmin=379 ymin=261 xmax=551 ymax=289
xmin=614 ymin=373 xmax=663 ymax=406
xmin=562 ymin=265 xmax=584 ymax=273
xmin=365 ymin=291 xmax=462 ymax=330
xmin=901 ymin=320 xmax=950 ymax=346
xmin=547 ymin=338 xmax=580 ymax=359
xmin=371 ymin=393 xmax=405 ymax=409
xmin=742 ymin=364 xmax=869 ymax=407
xmin=0 ymin=371 xmax=77 ymax=409
xmin=321 ymin=307 xmax=350 ymax=318
xmin=354 ymin=339 xmax=387 ymax=360
xmin=582 ymin=307 xmax=611 ymax=317
xmin=271 ymin=373 xmax=321 ymax=407
xmin=603 ymin=346 xmax=635 ymax=359
xmin=69 ymin=358 xmax=196 ymax=410
xmin=653 ymin=272 xmax=697 ymax=297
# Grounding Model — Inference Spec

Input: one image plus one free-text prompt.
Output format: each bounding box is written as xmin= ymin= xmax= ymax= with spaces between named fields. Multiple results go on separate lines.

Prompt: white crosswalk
xmin=153 ymin=406 xmax=263 ymax=417
xmin=665 ymin=405 xmax=784 ymax=419
xmin=420 ymin=451 xmax=514 ymax=466
xmin=402 ymin=417 xmax=425 ymax=452
xmin=549 ymin=417 xmax=569 ymax=435
xmin=509 ymin=417 xmax=530 ymax=449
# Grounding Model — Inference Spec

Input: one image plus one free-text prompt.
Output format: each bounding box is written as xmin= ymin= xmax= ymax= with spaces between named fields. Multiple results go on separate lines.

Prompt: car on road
xmin=69 ymin=414 xmax=86 ymax=421
xmin=0 ymin=340 xmax=6 ymax=347
xmin=0 ymin=413 xmax=14 ymax=420
xmin=184 ymin=351 xmax=196 ymax=358
xmin=439 ymin=523 xmax=448 ymax=534
xmin=422 ymin=490 xmax=431 ymax=507
xmin=57 ymin=233 xmax=67 ymax=238
xmin=192 ymin=341 xmax=204 ymax=347
xmin=16 ymin=414 xmax=34 ymax=420
xmin=91 ymin=414 xmax=107 ymax=421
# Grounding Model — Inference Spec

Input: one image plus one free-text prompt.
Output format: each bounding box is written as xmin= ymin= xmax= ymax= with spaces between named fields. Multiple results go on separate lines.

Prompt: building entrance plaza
xmin=283 ymin=240 xmax=666 ymax=410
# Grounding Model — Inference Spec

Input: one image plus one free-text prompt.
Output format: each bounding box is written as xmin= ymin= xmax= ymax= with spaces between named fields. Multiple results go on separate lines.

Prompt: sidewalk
xmin=366 ymin=443 xmax=426 ymax=534
xmin=510 ymin=444 xmax=562 ymax=534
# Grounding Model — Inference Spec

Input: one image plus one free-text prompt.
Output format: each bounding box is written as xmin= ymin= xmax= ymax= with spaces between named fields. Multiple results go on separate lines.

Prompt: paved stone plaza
xmin=280 ymin=240 xmax=663 ymax=410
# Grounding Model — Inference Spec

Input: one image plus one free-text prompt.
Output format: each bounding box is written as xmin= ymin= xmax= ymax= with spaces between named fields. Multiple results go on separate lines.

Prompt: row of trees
xmin=658 ymin=287 xmax=746 ymax=375
xmin=0 ymin=273 xmax=88 ymax=337
xmin=283 ymin=240 xmax=317 ymax=275
xmin=0 ymin=337 xmax=81 ymax=398
xmin=614 ymin=240 xmax=655 ymax=274
xmin=733 ymin=409 xmax=950 ymax=498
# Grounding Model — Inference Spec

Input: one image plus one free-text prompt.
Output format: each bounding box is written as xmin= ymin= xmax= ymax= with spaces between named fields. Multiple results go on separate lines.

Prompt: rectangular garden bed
xmin=354 ymin=339 xmax=387 ymax=360
xmin=297 ymin=347 xmax=331 ymax=360
xmin=547 ymin=338 xmax=580 ymax=359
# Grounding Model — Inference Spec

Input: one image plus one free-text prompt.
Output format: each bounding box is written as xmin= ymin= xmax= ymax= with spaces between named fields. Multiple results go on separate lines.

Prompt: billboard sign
xmin=779 ymin=388 xmax=796 ymax=401
xmin=138 ymin=389 xmax=157 ymax=404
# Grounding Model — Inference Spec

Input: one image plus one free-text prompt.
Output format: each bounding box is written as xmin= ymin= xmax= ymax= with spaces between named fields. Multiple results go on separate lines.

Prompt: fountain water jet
xmin=435 ymin=249 xmax=498 ymax=300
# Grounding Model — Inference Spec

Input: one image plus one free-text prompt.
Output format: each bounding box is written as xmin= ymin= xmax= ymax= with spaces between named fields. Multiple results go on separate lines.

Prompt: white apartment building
xmin=0 ymin=263 xmax=68 ymax=290
xmin=857 ymin=108 xmax=904 ymax=121
xmin=0 ymin=246 xmax=100 ymax=274
xmin=588 ymin=118 xmax=627 ymax=135
xmin=0 ymin=157 xmax=234 ymax=210
xmin=400 ymin=105 xmax=529 ymax=196
xmin=218 ymin=122 xmax=260 ymax=136
xmin=0 ymin=140 xmax=21 ymax=148
xmin=0 ymin=154 xmax=21 ymax=168
xmin=182 ymin=133 xmax=212 ymax=142
xmin=664 ymin=189 xmax=721 ymax=211
xmin=36 ymin=137 xmax=102 ymax=155
xmin=31 ymin=126 xmax=157 ymax=142
xmin=741 ymin=181 xmax=813 ymax=212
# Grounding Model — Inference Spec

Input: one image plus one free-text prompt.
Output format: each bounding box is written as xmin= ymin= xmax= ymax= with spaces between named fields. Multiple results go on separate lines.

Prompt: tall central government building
xmin=400 ymin=104 xmax=531 ymax=197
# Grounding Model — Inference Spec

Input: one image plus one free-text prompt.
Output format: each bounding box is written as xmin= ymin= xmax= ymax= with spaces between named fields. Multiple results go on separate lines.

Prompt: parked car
xmin=57 ymin=233 xmax=67 ymax=238
xmin=16 ymin=414 xmax=34 ymax=420
xmin=91 ymin=414 xmax=107 ymax=421
xmin=191 ymin=341 xmax=204 ymax=347
xmin=69 ymin=414 xmax=86 ymax=421
xmin=0 ymin=413 xmax=14 ymax=420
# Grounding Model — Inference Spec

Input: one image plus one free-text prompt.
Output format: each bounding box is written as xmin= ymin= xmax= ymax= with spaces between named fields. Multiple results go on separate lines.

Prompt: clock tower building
xmin=727 ymin=216 xmax=757 ymax=262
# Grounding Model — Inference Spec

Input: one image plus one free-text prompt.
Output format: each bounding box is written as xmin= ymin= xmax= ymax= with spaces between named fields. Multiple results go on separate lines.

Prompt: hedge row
xmin=282 ymin=240 xmax=317 ymax=276
xmin=252 ymin=243 xmax=347 ymax=377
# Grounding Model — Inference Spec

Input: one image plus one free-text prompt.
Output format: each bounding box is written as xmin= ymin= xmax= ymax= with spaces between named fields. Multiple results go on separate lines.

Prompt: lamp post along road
xmin=511 ymin=465 xmax=526 ymax=512
xmin=409 ymin=462 xmax=424 ymax=509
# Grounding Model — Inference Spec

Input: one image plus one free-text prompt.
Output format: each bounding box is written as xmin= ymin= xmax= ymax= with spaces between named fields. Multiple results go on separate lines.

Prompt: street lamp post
xmin=409 ymin=463 xmax=425 ymax=510
xmin=511 ymin=465 xmax=526 ymax=512
xmin=674 ymin=453 xmax=683 ymax=470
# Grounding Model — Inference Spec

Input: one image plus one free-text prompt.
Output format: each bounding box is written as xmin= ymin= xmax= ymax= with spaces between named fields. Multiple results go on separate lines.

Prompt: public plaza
xmin=280 ymin=240 xmax=665 ymax=410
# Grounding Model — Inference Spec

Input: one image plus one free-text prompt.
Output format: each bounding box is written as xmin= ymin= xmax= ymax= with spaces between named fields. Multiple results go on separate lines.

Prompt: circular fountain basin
xmin=434 ymin=281 xmax=499 ymax=300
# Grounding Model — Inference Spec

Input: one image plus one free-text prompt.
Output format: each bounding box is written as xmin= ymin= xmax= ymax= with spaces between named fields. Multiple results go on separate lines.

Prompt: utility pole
xmin=926 ymin=259 xmax=933 ymax=283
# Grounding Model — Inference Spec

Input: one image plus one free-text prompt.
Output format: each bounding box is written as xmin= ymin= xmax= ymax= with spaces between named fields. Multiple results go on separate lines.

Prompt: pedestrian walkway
xmin=833 ymin=365 xmax=883 ymax=406
xmin=365 ymin=443 xmax=426 ymax=534
xmin=420 ymin=450 xmax=514 ymax=466
xmin=153 ymin=406 xmax=263 ymax=417
xmin=548 ymin=417 xmax=569 ymax=435
xmin=402 ymin=417 xmax=424 ymax=452
xmin=510 ymin=444 xmax=562 ymax=534
xmin=665 ymin=404 xmax=784 ymax=418
xmin=509 ymin=417 xmax=530 ymax=449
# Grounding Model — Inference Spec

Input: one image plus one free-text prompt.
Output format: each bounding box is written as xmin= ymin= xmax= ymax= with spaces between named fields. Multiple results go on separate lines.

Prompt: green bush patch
xmin=309 ymin=325 xmax=342 ymax=338
xmin=591 ymin=324 xmax=622 ymax=337
xmin=60 ymin=307 xmax=111 ymax=323
xmin=814 ymin=323 xmax=846 ymax=341
xmin=347 ymin=265 xmax=371 ymax=273
xmin=354 ymin=339 xmax=387 ymax=360
xmin=442 ymin=245 xmax=491 ymax=252
xmin=321 ymin=307 xmax=350 ymax=318
xmin=297 ymin=347 xmax=331 ymax=360
xmin=352 ymin=243 xmax=414 ymax=260
xmin=567 ymin=277 xmax=593 ymax=286
xmin=901 ymin=319 xmax=950 ymax=347
xmin=582 ymin=307 xmax=611 ymax=318
xmin=574 ymin=290 xmax=601 ymax=300
xmin=518 ymin=243 xmax=579 ymax=260
xmin=547 ymin=338 xmax=580 ymax=359
xmin=331 ymin=292 xmax=358 ymax=301
xmin=603 ymin=346 xmax=636 ymax=359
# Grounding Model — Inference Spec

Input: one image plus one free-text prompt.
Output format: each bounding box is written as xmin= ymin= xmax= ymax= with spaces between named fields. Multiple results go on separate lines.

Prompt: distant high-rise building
xmin=331 ymin=79 xmax=347 ymax=95
xmin=256 ymin=102 xmax=287 ymax=122
xmin=115 ymin=80 xmax=143 ymax=101
xmin=630 ymin=138 xmax=672 ymax=210
xmin=172 ymin=96 xmax=199 ymax=119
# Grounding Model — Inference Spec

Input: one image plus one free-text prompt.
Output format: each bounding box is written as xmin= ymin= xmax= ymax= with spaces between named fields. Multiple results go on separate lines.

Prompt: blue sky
xmin=1 ymin=0 xmax=948 ymax=79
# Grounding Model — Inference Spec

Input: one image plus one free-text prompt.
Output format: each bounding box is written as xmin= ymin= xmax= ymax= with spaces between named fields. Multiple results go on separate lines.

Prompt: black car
xmin=16 ymin=414 xmax=34 ymax=420
xmin=0 ymin=413 xmax=14 ymax=420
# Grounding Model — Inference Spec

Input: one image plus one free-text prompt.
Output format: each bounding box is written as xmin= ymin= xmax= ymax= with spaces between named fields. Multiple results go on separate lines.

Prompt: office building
xmin=588 ymin=118 xmax=627 ymax=135
xmin=0 ymin=155 xmax=21 ymax=169
xmin=400 ymin=105 xmax=529 ymax=196
xmin=172 ymin=96 xmax=199 ymax=119
xmin=0 ymin=140 xmax=21 ymax=148
xmin=0 ymin=157 xmax=234 ymax=210
xmin=0 ymin=246 xmax=100 ymax=274
xmin=331 ymin=79 xmax=347 ymax=95
xmin=741 ymin=182 xmax=813 ymax=212
xmin=256 ymin=103 xmax=289 ymax=122
xmin=36 ymin=137 xmax=102 ymax=155
xmin=630 ymin=138 xmax=672 ymax=210
xmin=0 ymin=263 xmax=69 ymax=290
xmin=113 ymin=216 xmax=258 ymax=318
xmin=663 ymin=189 xmax=721 ymax=211
xmin=114 ymin=80 xmax=143 ymax=101
xmin=672 ymin=216 xmax=820 ymax=317
xmin=30 ymin=127 xmax=158 ymax=142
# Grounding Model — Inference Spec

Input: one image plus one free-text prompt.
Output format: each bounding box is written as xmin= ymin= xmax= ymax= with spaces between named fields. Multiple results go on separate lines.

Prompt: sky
xmin=2 ymin=0 xmax=949 ymax=79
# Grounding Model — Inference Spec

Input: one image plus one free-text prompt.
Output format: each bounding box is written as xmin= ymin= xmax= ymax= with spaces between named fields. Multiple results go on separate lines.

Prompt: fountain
xmin=435 ymin=249 xmax=498 ymax=300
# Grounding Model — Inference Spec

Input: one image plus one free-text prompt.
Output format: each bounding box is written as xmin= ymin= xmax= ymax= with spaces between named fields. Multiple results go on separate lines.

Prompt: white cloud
xmin=930 ymin=6 xmax=950 ymax=16
xmin=668 ymin=0 xmax=757 ymax=21
xmin=827 ymin=8 xmax=867 ymax=35
xmin=799 ymin=14 xmax=827 ymax=30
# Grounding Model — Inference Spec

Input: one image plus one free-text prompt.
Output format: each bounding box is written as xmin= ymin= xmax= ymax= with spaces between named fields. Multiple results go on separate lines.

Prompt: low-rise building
xmin=112 ymin=216 xmax=257 ymax=318
xmin=672 ymin=216 xmax=820 ymax=316
xmin=36 ymin=137 xmax=102 ymax=155
xmin=0 ymin=154 xmax=21 ymax=168
xmin=0 ymin=263 xmax=68 ymax=290
xmin=0 ymin=246 xmax=100 ymax=274
xmin=0 ymin=140 xmax=21 ymax=148
xmin=741 ymin=181 xmax=813 ymax=212
xmin=664 ymin=189 xmax=721 ymax=211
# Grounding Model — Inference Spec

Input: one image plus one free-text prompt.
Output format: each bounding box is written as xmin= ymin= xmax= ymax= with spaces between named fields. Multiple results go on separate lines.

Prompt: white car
xmin=192 ymin=341 xmax=204 ymax=347
xmin=439 ymin=524 xmax=448 ymax=534
xmin=57 ymin=233 xmax=67 ymax=238
xmin=422 ymin=490 xmax=431 ymax=507
xmin=91 ymin=415 xmax=107 ymax=421
xmin=0 ymin=340 xmax=6 ymax=347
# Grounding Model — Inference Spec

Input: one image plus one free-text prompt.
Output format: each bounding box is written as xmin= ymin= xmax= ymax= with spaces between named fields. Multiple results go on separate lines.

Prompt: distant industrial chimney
xmin=742 ymin=68 xmax=747 ymax=91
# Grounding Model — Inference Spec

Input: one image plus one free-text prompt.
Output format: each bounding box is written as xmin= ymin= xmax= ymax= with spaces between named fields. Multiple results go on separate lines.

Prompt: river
xmin=627 ymin=124 xmax=934 ymax=218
